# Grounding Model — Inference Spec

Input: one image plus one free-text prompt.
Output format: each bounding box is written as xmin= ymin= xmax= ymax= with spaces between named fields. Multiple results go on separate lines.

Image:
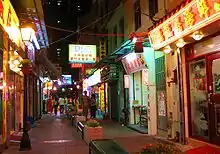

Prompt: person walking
xmin=59 ymin=96 xmax=65 ymax=114
xmin=82 ymin=91 xmax=90 ymax=119
xmin=47 ymin=96 xmax=53 ymax=115
xmin=90 ymin=94 xmax=97 ymax=119
xmin=54 ymin=100 xmax=58 ymax=116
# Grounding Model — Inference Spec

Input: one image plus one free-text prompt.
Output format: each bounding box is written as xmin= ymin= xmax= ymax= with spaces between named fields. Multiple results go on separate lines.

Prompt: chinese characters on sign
xmin=69 ymin=44 xmax=97 ymax=64
xmin=71 ymin=63 xmax=82 ymax=68
xmin=149 ymin=0 xmax=220 ymax=50
xmin=122 ymin=53 xmax=146 ymax=74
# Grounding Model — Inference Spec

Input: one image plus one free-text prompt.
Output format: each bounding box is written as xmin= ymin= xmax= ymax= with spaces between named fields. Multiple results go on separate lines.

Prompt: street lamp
xmin=19 ymin=27 xmax=35 ymax=151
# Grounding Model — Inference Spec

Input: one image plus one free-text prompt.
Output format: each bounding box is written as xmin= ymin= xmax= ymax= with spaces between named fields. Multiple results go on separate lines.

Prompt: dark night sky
xmin=43 ymin=0 xmax=93 ymax=81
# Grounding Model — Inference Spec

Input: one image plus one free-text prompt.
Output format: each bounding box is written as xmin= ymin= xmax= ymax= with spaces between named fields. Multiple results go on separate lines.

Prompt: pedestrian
xmin=82 ymin=91 xmax=90 ymax=119
xmin=90 ymin=94 xmax=97 ymax=119
xmin=54 ymin=100 xmax=58 ymax=116
xmin=64 ymin=97 xmax=68 ymax=114
xmin=47 ymin=96 xmax=53 ymax=115
xmin=59 ymin=96 xmax=65 ymax=114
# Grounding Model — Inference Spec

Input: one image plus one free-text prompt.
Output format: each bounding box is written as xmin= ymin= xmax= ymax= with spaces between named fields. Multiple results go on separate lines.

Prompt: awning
xmin=87 ymin=39 xmax=150 ymax=77
xmin=37 ymin=48 xmax=62 ymax=79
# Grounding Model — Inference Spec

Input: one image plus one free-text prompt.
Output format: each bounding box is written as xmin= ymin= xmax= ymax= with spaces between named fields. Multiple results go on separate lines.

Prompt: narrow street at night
xmin=3 ymin=115 xmax=88 ymax=154
xmin=0 ymin=0 xmax=220 ymax=153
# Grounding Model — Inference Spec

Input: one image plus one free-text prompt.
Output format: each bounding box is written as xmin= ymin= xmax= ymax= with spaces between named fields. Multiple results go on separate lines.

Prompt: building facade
xmin=148 ymin=0 xmax=220 ymax=145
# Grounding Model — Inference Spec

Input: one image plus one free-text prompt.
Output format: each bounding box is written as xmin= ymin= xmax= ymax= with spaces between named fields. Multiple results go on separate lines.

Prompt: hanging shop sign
xmin=101 ymin=65 xmax=119 ymax=82
xmin=99 ymin=83 xmax=105 ymax=112
xmin=122 ymin=53 xmax=146 ymax=74
xmin=99 ymin=39 xmax=107 ymax=59
xmin=69 ymin=44 xmax=97 ymax=64
xmin=148 ymin=0 xmax=220 ymax=50
xmin=71 ymin=63 xmax=82 ymax=68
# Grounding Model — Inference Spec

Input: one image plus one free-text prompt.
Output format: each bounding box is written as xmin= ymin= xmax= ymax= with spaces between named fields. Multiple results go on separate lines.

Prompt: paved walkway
xmin=3 ymin=115 xmax=88 ymax=154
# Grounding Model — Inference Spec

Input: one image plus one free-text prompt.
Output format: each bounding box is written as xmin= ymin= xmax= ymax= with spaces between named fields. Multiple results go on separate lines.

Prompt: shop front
xmin=148 ymin=0 xmax=220 ymax=144
xmin=100 ymin=64 xmax=120 ymax=121
xmin=8 ymin=48 xmax=24 ymax=132
xmin=122 ymin=52 xmax=149 ymax=133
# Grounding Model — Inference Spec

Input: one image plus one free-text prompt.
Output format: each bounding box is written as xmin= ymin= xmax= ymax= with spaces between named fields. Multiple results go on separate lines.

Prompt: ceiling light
xmin=192 ymin=31 xmax=204 ymax=41
xmin=57 ymin=2 xmax=60 ymax=5
xmin=176 ymin=38 xmax=186 ymax=48
xmin=163 ymin=45 xmax=172 ymax=54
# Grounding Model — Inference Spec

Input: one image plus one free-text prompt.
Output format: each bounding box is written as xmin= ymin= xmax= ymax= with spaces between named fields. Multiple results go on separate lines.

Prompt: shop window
xmin=134 ymin=0 xmax=141 ymax=30
xmin=149 ymin=0 xmax=158 ymax=17
xmin=189 ymin=59 xmax=209 ymax=139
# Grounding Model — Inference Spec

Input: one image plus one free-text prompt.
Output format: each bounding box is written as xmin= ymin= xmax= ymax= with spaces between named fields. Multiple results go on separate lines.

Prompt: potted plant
xmin=19 ymin=59 xmax=32 ymax=74
xmin=140 ymin=143 xmax=181 ymax=154
xmin=83 ymin=119 xmax=103 ymax=144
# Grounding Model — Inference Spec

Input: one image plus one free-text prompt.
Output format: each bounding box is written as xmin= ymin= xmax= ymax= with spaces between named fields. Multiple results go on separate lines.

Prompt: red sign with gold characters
xmin=71 ymin=63 xmax=82 ymax=68
xmin=149 ymin=0 xmax=220 ymax=50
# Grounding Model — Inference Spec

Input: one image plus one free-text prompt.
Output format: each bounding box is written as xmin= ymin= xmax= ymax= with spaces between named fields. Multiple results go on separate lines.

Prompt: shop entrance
xmin=189 ymin=52 xmax=220 ymax=145
xmin=207 ymin=52 xmax=220 ymax=145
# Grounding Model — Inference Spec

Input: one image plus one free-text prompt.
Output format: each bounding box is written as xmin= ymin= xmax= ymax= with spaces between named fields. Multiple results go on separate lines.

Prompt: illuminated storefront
xmin=85 ymin=69 xmax=101 ymax=107
xmin=148 ymin=0 xmax=220 ymax=144
xmin=0 ymin=0 xmax=26 ymax=147
xmin=122 ymin=52 xmax=149 ymax=133
xmin=8 ymin=49 xmax=24 ymax=132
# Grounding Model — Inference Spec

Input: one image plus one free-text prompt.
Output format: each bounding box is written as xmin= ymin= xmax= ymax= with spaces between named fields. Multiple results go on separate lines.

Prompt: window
xmin=149 ymin=0 xmax=158 ymax=17
xmin=134 ymin=0 xmax=141 ymax=30
xmin=119 ymin=18 xmax=124 ymax=43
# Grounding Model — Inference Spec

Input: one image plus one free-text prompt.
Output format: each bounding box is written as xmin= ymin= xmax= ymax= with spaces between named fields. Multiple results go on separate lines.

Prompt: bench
xmin=89 ymin=139 xmax=128 ymax=154
xmin=76 ymin=121 xmax=84 ymax=139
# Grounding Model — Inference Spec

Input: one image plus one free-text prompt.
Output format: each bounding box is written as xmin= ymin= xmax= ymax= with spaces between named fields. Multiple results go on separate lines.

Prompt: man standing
xmin=82 ymin=91 xmax=90 ymax=119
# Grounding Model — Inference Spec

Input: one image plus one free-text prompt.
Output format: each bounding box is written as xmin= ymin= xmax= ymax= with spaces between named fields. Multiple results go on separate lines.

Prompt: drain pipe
xmin=177 ymin=49 xmax=186 ymax=144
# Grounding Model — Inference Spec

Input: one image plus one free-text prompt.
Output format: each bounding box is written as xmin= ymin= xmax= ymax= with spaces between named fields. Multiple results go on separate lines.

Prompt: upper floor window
xmin=134 ymin=0 xmax=141 ymax=30
xmin=149 ymin=0 xmax=158 ymax=17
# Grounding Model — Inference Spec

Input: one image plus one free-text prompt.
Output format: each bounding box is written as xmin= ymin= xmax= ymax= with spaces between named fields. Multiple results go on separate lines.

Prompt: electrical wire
xmin=48 ymin=0 xmax=129 ymax=45
xmin=20 ymin=0 xmax=155 ymax=45
xmin=21 ymin=18 xmax=127 ymax=37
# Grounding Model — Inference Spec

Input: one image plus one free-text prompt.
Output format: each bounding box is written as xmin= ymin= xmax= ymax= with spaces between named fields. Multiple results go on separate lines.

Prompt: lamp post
xmin=19 ymin=27 xmax=35 ymax=151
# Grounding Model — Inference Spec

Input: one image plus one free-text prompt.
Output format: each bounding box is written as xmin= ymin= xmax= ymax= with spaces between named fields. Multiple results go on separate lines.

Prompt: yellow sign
xmin=0 ymin=0 xmax=23 ymax=48
xmin=99 ymin=40 xmax=106 ymax=59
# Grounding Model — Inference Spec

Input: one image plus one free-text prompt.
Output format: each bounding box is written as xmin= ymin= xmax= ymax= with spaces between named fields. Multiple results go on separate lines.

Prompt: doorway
xmin=207 ymin=52 xmax=220 ymax=145
xmin=188 ymin=52 xmax=220 ymax=145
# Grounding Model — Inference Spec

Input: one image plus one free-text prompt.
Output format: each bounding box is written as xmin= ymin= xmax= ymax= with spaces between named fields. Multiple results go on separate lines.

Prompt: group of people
xmin=44 ymin=91 xmax=97 ymax=119
xmin=46 ymin=96 xmax=79 ymax=116
xmin=82 ymin=91 xmax=97 ymax=119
